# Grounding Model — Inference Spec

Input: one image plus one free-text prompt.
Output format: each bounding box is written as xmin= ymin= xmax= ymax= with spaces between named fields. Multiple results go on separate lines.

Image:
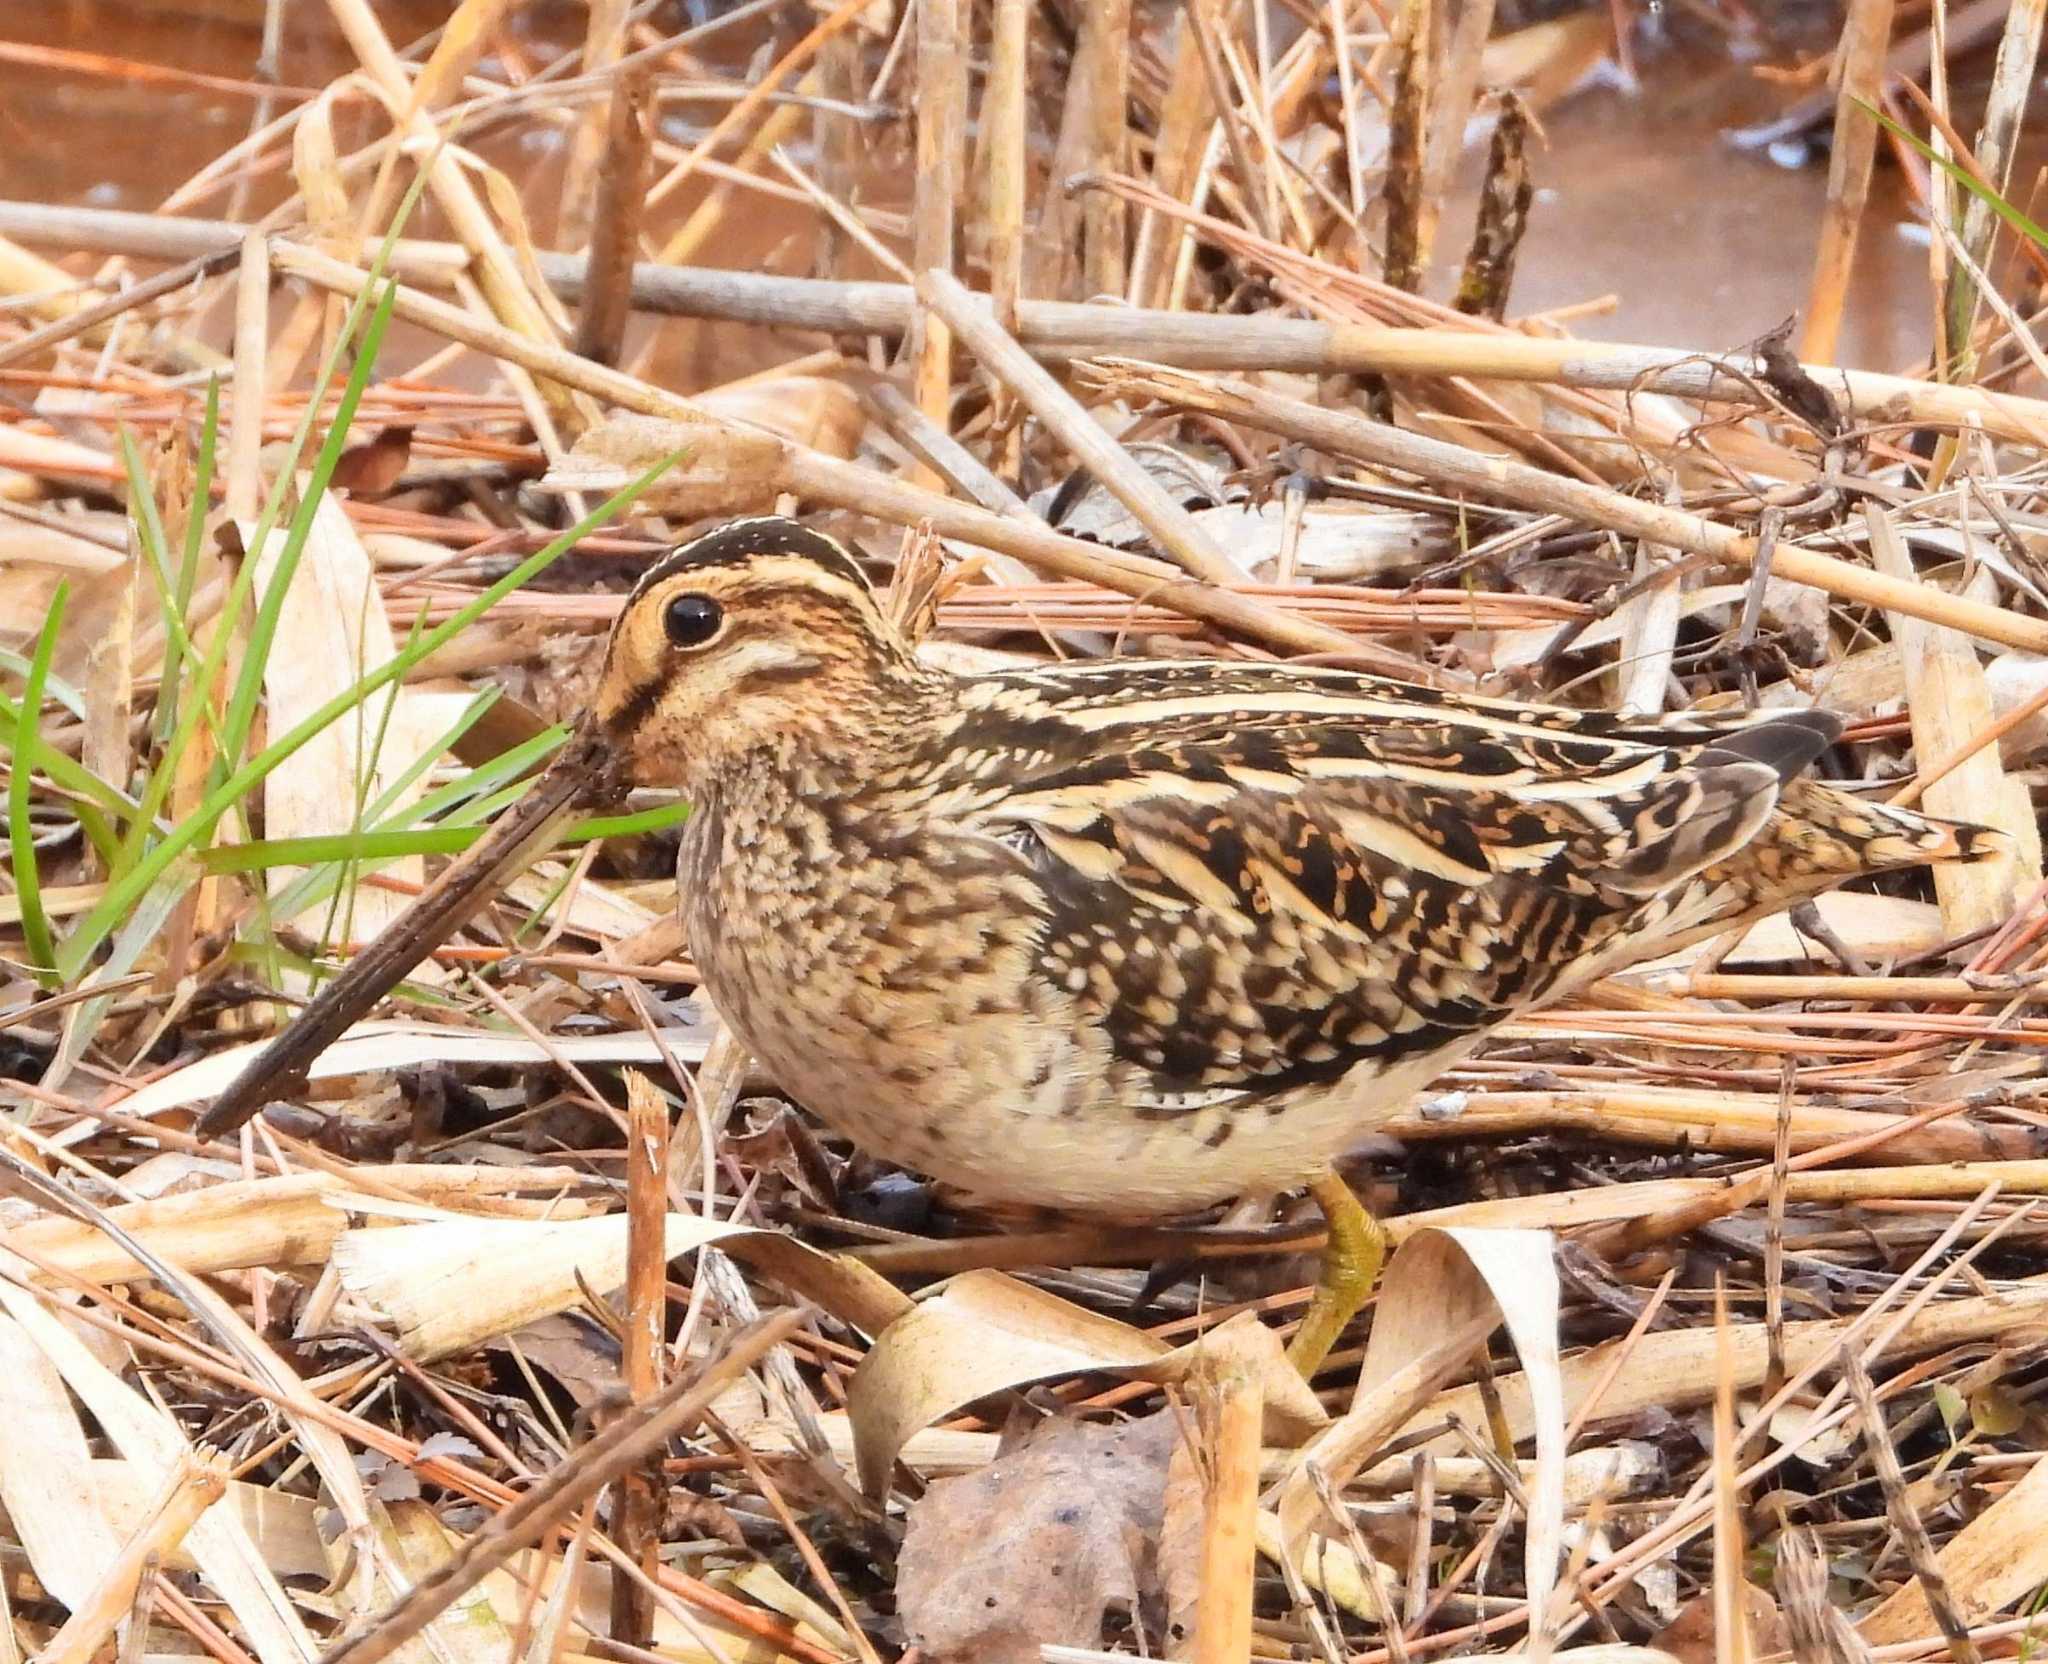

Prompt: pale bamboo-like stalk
xmin=1866 ymin=501 xmax=2024 ymax=935
xmin=1128 ymin=18 xmax=1210 ymax=309
xmin=986 ymin=0 xmax=1028 ymax=334
xmin=1082 ymin=0 xmax=1132 ymax=300
xmin=1799 ymin=0 xmax=1894 ymax=363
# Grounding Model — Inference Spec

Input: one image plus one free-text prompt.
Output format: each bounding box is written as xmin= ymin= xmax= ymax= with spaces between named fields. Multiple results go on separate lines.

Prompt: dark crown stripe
xmin=630 ymin=516 xmax=874 ymax=601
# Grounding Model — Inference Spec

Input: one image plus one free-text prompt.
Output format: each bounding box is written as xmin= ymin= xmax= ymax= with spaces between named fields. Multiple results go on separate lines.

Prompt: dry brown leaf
xmin=1653 ymin=1583 xmax=1788 ymax=1664
xmin=897 ymin=1409 xmax=1179 ymax=1664
xmin=331 ymin=424 xmax=415 ymax=496
xmin=698 ymin=375 xmax=865 ymax=459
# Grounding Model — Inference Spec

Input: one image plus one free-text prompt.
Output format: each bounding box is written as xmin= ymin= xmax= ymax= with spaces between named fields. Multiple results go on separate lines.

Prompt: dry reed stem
xmin=570 ymin=59 xmax=654 ymax=370
xmin=1800 ymin=0 xmax=1895 ymax=364
xmin=1081 ymin=0 xmax=1132 ymax=301
xmin=23 ymin=197 xmax=2048 ymax=443
xmin=1944 ymin=0 xmax=2047 ymax=381
xmin=274 ymin=241 xmax=1393 ymax=661
xmin=1866 ymin=500 xmax=2026 ymax=933
xmin=557 ymin=0 xmax=629 ymax=253
xmin=910 ymin=0 xmax=965 ymax=489
xmin=986 ymin=0 xmax=1028 ymax=334
xmin=1381 ymin=0 xmax=1435 ymax=293
xmin=321 ymin=0 xmax=574 ymax=423
xmin=1843 ymin=1351 xmax=1983 ymax=1664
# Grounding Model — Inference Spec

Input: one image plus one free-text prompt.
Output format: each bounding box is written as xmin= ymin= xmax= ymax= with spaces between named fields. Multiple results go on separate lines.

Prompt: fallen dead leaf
xmin=897 ymin=1409 xmax=1179 ymax=1664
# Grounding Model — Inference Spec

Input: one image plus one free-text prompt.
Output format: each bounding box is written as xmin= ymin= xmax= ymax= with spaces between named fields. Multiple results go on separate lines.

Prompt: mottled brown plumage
xmin=202 ymin=517 xmax=1991 ymax=1359
xmin=588 ymin=516 xmax=1988 ymax=1212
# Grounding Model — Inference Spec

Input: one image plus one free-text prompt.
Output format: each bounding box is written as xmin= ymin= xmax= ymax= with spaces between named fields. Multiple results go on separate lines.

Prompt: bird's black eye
xmin=664 ymin=593 xmax=723 ymax=648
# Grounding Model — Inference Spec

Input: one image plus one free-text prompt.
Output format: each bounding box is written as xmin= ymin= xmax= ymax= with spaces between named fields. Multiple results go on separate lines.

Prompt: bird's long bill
xmin=196 ymin=730 xmax=615 ymax=1139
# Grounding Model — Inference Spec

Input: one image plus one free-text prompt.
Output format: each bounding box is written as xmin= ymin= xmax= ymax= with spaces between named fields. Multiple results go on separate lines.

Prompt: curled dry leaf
xmin=896 ymin=1408 xmax=1180 ymax=1664
xmin=333 ymin=1208 xmax=909 ymax=1360
xmin=844 ymin=1273 xmax=1324 ymax=1494
xmin=330 ymin=424 xmax=415 ymax=496
xmin=1272 ymin=1228 xmax=1564 ymax=1632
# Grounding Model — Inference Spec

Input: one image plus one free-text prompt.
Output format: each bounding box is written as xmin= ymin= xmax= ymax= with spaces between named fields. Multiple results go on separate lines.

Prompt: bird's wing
xmin=955 ymin=664 xmax=1831 ymax=1100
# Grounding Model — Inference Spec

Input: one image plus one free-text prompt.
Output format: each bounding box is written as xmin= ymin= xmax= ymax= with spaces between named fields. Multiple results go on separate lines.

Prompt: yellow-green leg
xmin=1286 ymin=1170 xmax=1389 ymax=1379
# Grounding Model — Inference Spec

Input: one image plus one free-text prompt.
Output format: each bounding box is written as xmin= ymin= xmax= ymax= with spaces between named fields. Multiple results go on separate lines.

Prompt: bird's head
xmin=591 ymin=516 xmax=936 ymax=795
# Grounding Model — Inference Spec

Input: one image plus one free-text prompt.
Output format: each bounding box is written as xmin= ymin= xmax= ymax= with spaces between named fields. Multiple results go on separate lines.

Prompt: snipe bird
xmin=202 ymin=517 xmax=1992 ymax=1373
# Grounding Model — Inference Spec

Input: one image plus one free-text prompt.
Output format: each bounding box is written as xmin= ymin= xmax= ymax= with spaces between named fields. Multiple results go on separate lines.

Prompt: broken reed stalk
xmin=1866 ymin=501 xmax=2028 ymax=936
xmin=1081 ymin=358 xmax=2048 ymax=655
xmin=910 ymin=0 xmax=965 ymax=484
xmin=1381 ymin=0 xmax=1435 ymax=293
xmin=985 ymin=0 xmax=1027 ymax=335
xmin=1192 ymin=1350 xmax=1262 ymax=1664
xmin=570 ymin=58 xmax=654 ymax=369
xmin=608 ymin=1070 xmax=673 ymax=1648
xmin=1454 ymin=93 xmax=1533 ymax=322
xmin=557 ymin=0 xmax=629 ymax=252
xmin=1843 ymin=1352 xmax=1984 ymax=1664
xmin=1800 ymin=0 xmax=1895 ymax=364
xmin=36 ymin=1455 xmax=227 ymax=1664
xmin=1081 ymin=0 xmax=1133 ymax=300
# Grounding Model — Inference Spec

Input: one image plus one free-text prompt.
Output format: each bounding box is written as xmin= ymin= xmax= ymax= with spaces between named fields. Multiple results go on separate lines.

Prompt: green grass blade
xmin=55 ymin=450 xmax=686 ymax=984
xmin=1858 ymin=101 xmax=2048 ymax=253
xmin=197 ymin=798 xmax=692 ymax=877
xmin=9 ymin=585 xmax=68 ymax=985
xmin=217 ymin=283 xmax=401 ymax=773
